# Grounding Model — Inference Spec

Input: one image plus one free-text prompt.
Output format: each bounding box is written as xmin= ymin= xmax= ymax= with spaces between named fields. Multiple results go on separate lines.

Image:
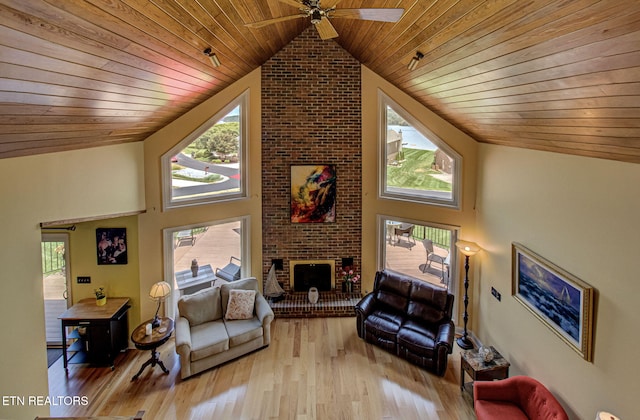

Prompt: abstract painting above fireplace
xmin=290 ymin=165 xmax=337 ymax=223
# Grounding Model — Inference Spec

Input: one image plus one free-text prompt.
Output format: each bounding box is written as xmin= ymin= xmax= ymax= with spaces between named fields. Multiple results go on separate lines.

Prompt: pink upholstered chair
xmin=474 ymin=375 xmax=568 ymax=420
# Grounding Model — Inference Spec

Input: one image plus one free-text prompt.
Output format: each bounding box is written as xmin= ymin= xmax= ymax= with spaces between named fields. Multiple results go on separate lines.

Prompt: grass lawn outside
xmin=387 ymin=148 xmax=451 ymax=191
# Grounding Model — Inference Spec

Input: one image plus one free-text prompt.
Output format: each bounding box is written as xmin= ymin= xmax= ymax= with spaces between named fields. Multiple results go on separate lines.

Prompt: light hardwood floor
xmin=48 ymin=317 xmax=476 ymax=419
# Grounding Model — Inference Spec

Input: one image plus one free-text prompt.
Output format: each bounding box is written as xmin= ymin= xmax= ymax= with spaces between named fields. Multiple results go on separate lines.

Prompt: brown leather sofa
xmin=355 ymin=270 xmax=455 ymax=376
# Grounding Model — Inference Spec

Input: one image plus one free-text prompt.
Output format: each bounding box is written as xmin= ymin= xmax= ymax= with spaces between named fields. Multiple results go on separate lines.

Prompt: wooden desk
xmin=59 ymin=297 xmax=130 ymax=371
xmin=460 ymin=346 xmax=510 ymax=397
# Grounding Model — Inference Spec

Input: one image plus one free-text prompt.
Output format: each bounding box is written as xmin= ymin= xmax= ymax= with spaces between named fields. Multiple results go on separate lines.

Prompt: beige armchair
xmin=175 ymin=277 xmax=274 ymax=379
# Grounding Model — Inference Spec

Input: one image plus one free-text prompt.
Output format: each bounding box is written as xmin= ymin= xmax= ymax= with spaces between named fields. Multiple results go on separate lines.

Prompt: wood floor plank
xmin=48 ymin=317 xmax=476 ymax=419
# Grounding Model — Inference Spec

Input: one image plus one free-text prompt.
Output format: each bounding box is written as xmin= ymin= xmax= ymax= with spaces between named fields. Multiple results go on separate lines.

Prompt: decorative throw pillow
xmin=225 ymin=289 xmax=256 ymax=320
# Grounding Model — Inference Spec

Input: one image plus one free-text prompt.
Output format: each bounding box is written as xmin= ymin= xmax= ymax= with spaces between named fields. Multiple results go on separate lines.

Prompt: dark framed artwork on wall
xmin=512 ymin=242 xmax=594 ymax=361
xmin=290 ymin=164 xmax=337 ymax=223
xmin=97 ymin=228 xmax=128 ymax=265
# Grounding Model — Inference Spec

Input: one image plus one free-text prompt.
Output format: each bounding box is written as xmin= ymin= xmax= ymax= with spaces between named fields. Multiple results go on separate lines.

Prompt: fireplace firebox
xmin=290 ymin=260 xmax=335 ymax=292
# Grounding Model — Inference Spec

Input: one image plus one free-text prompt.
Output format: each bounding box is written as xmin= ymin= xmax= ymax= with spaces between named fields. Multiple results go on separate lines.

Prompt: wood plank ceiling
xmin=1 ymin=0 xmax=639 ymax=163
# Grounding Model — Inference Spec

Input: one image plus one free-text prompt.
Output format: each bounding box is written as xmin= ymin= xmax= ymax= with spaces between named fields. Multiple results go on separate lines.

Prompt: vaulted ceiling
xmin=1 ymin=0 xmax=639 ymax=163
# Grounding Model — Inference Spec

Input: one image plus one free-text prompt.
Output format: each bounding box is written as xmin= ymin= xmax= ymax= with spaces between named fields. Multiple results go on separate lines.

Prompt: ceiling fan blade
xmin=277 ymin=0 xmax=305 ymax=8
xmin=330 ymin=8 xmax=404 ymax=22
xmin=321 ymin=0 xmax=343 ymax=8
xmin=314 ymin=18 xmax=339 ymax=40
xmin=245 ymin=14 xmax=306 ymax=28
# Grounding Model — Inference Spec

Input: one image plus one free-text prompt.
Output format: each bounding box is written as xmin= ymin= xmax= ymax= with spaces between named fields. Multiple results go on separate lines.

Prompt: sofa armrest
xmin=175 ymin=316 xmax=193 ymax=379
xmin=255 ymin=294 xmax=274 ymax=326
xmin=436 ymin=320 xmax=455 ymax=352
xmin=175 ymin=316 xmax=192 ymax=354
xmin=355 ymin=293 xmax=376 ymax=317
xmin=355 ymin=293 xmax=376 ymax=338
xmin=255 ymin=294 xmax=275 ymax=345
xmin=474 ymin=377 xmax=521 ymax=403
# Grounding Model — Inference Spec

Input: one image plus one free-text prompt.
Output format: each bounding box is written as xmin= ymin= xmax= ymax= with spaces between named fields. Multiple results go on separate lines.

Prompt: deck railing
xmin=411 ymin=225 xmax=451 ymax=250
xmin=42 ymin=242 xmax=65 ymax=275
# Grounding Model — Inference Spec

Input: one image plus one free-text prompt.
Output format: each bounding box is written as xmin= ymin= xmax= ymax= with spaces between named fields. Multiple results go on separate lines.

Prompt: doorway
xmin=42 ymin=233 xmax=71 ymax=347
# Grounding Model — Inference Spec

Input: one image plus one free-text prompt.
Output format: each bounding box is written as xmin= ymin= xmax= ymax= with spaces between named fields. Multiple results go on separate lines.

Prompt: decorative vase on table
xmin=191 ymin=259 xmax=199 ymax=277
xmin=96 ymin=297 xmax=107 ymax=306
xmin=340 ymin=268 xmax=360 ymax=294
xmin=308 ymin=287 xmax=319 ymax=304
xmin=479 ymin=346 xmax=494 ymax=363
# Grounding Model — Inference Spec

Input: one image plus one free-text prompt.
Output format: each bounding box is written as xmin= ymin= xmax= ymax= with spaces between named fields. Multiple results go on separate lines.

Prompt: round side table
xmin=131 ymin=317 xmax=174 ymax=381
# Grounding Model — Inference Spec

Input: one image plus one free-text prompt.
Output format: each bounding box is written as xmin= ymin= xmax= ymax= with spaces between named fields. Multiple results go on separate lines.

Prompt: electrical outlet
xmin=491 ymin=287 xmax=501 ymax=301
xmin=77 ymin=276 xmax=91 ymax=284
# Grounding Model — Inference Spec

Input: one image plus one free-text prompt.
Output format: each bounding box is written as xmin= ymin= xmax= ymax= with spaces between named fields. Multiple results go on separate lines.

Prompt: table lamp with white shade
xmin=149 ymin=281 xmax=171 ymax=328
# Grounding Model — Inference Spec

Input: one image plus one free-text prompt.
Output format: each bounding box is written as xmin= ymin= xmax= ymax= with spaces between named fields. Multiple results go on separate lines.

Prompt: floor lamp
xmin=455 ymin=240 xmax=481 ymax=350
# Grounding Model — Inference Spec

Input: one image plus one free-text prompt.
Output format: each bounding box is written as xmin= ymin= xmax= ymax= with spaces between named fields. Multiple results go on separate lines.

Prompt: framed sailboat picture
xmin=512 ymin=242 xmax=594 ymax=361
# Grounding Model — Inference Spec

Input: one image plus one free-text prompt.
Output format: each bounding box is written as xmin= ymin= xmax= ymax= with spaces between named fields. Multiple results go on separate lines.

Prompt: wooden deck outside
xmin=172 ymin=223 xmax=242 ymax=274
xmin=384 ymin=234 xmax=451 ymax=291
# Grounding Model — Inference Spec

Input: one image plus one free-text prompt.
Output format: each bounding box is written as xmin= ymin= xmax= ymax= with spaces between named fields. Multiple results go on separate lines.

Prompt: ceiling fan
xmin=245 ymin=0 xmax=404 ymax=40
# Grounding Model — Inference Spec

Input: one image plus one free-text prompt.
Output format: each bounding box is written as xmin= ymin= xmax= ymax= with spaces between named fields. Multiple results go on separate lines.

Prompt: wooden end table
xmin=460 ymin=346 xmax=510 ymax=398
xmin=131 ymin=317 xmax=174 ymax=381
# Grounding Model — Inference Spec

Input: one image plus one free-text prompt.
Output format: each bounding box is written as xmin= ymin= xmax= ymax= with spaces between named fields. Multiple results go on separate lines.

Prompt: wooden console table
xmin=59 ymin=297 xmax=130 ymax=371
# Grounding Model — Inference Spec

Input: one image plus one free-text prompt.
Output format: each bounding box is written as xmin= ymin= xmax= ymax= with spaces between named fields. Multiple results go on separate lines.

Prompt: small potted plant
xmin=95 ymin=287 xmax=107 ymax=306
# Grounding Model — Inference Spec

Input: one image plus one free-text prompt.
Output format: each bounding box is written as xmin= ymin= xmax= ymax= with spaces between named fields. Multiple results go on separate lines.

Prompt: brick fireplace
xmin=290 ymin=260 xmax=335 ymax=292
xmin=261 ymin=26 xmax=362 ymax=315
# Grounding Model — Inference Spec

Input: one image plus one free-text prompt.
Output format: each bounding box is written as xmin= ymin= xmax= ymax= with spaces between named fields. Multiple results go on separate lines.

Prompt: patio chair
xmin=422 ymin=239 xmax=448 ymax=281
xmin=394 ymin=224 xmax=416 ymax=249
xmin=175 ymin=229 xmax=195 ymax=248
xmin=215 ymin=256 xmax=242 ymax=282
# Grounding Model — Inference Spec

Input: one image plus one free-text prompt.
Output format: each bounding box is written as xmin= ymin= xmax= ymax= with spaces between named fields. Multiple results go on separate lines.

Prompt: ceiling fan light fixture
xmin=407 ymin=51 xmax=424 ymax=71
xmin=203 ymin=47 xmax=221 ymax=67
xmin=310 ymin=9 xmax=322 ymax=24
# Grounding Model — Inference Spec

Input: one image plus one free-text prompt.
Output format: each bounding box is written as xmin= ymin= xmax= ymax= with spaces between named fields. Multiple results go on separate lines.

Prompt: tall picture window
xmin=379 ymin=91 xmax=461 ymax=208
xmin=379 ymin=216 xmax=459 ymax=295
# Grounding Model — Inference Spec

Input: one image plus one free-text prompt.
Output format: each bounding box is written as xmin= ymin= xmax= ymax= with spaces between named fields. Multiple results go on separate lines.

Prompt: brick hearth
xmin=268 ymin=291 xmax=362 ymax=318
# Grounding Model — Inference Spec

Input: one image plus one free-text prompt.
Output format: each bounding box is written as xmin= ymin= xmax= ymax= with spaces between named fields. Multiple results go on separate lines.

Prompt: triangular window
xmin=162 ymin=91 xmax=248 ymax=209
xmin=379 ymin=92 xmax=461 ymax=208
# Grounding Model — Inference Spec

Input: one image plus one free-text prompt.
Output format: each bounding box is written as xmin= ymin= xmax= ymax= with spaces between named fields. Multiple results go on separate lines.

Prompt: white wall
xmin=475 ymin=144 xmax=639 ymax=419
xmin=0 ymin=143 xmax=145 ymax=419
